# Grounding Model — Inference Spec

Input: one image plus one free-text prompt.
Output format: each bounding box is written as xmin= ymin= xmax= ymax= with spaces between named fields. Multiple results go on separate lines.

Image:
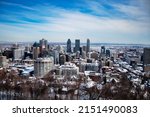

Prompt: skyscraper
xmin=101 ymin=46 xmax=105 ymax=54
xmin=101 ymin=46 xmax=106 ymax=57
xmin=33 ymin=42 xmax=40 ymax=59
xmin=75 ymin=39 xmax=80 ymax=53
xmin=33 ymin=47 xmax=40 ymax=59
xmin=39 ymin=38 xmax=48 ymax=51
xmin=67 ymin=39 xmax=71 ymax=53
xmin=106 ymin=49 xmax=110 ymax=57
xmin=86 ymin=38 xmax=90 ymax=53
xmin=143 ymin=48 xmax=150 ymax=72
xmin=143 ymin=48 xmax=150 ymax=65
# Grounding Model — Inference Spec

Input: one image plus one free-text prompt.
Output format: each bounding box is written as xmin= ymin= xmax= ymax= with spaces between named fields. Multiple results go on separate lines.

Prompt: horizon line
xmin=0 ymin=41 xmax=150 ymax=46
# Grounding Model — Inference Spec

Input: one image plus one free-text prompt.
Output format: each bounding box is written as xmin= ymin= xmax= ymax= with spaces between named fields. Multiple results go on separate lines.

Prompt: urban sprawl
xmin=0 ymin=39 xmax=150 ymax=100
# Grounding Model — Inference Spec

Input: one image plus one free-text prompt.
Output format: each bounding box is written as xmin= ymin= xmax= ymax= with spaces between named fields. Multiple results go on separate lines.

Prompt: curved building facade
xmin=34 ymin=57 xmax=54 ymax=78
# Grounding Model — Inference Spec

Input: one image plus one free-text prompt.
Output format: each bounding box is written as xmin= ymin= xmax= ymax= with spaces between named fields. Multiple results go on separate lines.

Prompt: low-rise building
xmin=59 ymin=62 xmax=79 ymax=76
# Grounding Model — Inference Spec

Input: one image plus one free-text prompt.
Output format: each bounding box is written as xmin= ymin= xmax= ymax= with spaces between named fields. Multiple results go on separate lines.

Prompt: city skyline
xmin=0 ymin=0 xmax=150 ymax=44
xmin=0 ymin=37 xmax=150 ymax=100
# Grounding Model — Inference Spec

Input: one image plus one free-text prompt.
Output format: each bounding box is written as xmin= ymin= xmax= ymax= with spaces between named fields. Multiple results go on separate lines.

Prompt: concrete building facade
xmin=34 ymin=57 xmax=54 ymax=78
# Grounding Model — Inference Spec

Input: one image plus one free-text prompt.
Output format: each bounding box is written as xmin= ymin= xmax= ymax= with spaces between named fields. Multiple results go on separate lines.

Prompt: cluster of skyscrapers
xmin=0 ymin=38 xmax=92 ymax=78
xmin=67 ymin=38 xmax=90 ymax=54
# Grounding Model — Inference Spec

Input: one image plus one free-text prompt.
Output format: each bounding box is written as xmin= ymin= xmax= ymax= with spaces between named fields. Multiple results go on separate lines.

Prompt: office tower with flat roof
xmin=39 ymin=38 xmax=48 ymax=51
xmin=75 ymin=39 xmax=80 ymax=53
xmin=143 ymin=48 xmax=150 ymax=65
xmin=86 ymin=38 xmax=90 ymax=53
xmin=101 ymin=46 xmax=106 ymax=58
xmin=106 ymin=49 xmax=110 ymax=57
xmin=67 ymin=39 xmax=72 ymax=53
xmin=101 ymin=46 xmax=105 ymax=54
xmin=33 ymin=42 xmax=40 ymax=59
xmin=143 ymin=48 xmax=150 ymax=72
xmin=33 ymin=47 xmax=40 ymax=60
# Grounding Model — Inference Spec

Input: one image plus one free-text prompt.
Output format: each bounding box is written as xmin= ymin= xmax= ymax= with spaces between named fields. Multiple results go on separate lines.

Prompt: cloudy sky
xmin=0 ymin=0 xmax=150 ymax=44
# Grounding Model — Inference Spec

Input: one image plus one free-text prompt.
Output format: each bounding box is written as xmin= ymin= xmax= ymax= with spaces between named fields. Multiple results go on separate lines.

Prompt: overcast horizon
xmin=0 ymin=0 xmax=150 ymax=44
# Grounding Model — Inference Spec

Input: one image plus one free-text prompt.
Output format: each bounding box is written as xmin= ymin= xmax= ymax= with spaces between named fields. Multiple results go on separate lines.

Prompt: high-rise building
xmin=82 ymin=51 xmax=86 ymax=59
xmin=13 ymin=48 xmax=25 ymax=60
xmin=82 ymin=46 xmax=86 ymax=52
xmin=75 ymin=39 xmax=80 ymax=53
xmin=143 ymin=48 xmax=150 ymax=72
xmin=143 ymin=48 xmax=150 ymax=65
xmin=33 ymin=47 xmax=40 ymax=59
xmin=0 ymin=56 xmax=8 ymax=68
xmin=101 ymin=46 xmax=105 ymax=58
xmin=86 ymin=39 xmax=90 ymax=53
xmin=33 ymin=42 xmax=40 ymax=59
xmin=59 ymin=54 xmax=66 ymax=65
xmin=79 ymin=47 xmax=83 ymax=55
xmin=67 ymin=39 xmax=71 ymax=53
xmin=76 ymin=51 xmax=80 ymax=59
xmin=34 ymin=57 xmax=54 ymax=78
xmin=106 ymin=49 xmax=110 ymax=57
xmin=52 ymin=50 xmax=59 ymax=64
xmin=101 ymin=46 xmax=105 ymax=54
xmin=39 ymin=38 xmax=48 ymax=51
